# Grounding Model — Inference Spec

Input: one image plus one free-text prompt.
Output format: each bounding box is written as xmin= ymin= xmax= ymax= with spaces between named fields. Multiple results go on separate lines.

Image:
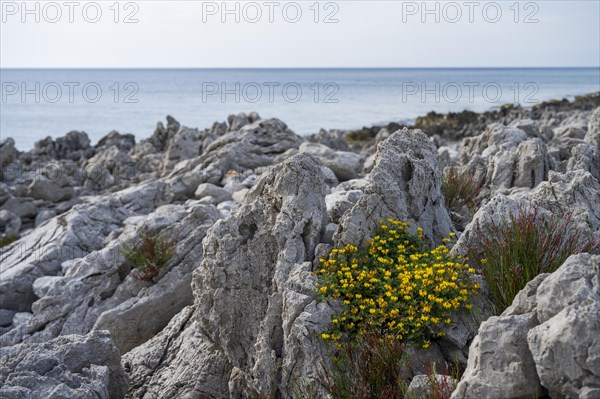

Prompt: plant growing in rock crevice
xmin=442 ymin=167 xmax=484 ymax=220
xmin=467 ymin=206 xmax=600 ymax=313
xmin=0 ymin=233 xmax=18 ymax=249
xmin=119 ymin=230 xmax=177 ymax=282
xmin=314 ymin=219 xmax=478 ymax=398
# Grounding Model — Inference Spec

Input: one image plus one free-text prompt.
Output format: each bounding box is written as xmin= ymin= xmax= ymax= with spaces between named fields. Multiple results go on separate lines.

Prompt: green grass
xmin=467 ymin=207 xmax=599 ymax=313
xmin=0 ymin=234 xmax=18 ymax=249
xmin=442 ymin=167 xmax=484 ymax=215
xmin=119 ymin=230 xmax=176 ymax=282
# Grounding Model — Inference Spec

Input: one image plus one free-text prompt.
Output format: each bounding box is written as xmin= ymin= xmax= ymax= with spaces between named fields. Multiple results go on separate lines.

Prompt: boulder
xmin=124 ymin=153 xmax=333 ymax=398
xmin=0 ymin=330 xmax=127 ymax=399
xmin=585 ymin=106 xmax=600 ymax=148
xmin=335 ymin=128 xmax=453 ymax=248
xmin=195 ymin=183 xmax=233 ymax=203
xmin=407 ymin=374 xmax=456 ymax=399
xmin=452 ymin=254 xmax=600 ymax=399
xmin=0 ymin=209 xmax=21 ymax=236
xmin=299 ymin=142 xmax=362 ymax=181
xmin=0 ymin=181 xmax=165 ymax=315
xmin=460 ymin=123 xmax=553 ymax=195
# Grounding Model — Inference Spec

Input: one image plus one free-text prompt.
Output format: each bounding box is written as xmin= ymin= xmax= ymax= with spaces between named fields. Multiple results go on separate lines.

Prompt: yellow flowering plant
xmin=316 ymin=219 xmax=479 ymax=348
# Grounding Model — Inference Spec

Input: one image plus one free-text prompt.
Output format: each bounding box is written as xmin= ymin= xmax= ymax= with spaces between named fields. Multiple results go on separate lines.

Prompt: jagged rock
xmin=0 ymin=330 xmax=127 ymax=399
xmin=24 ymin=132 xmax=93 ymax=163
xmin=93 ymin=204 xmax=221 ymax=353
xmin=195 ymin=183 xmax=233 ymax=203
xmin=27 ymin=176 xmax=74 ymax=202
xmin=567 ymin=142 xmax=600 ymax=180
xmin=306 ymin=129 xmax=350 ymax=151
xmin=0 ymin=138 xmax=18 ymax=179
xmin=0 ymin=209 xmax=21 ymax=236
xmin=163 ymin=127 xmax=203 ymax=172
xmin=325 ymin=190 xmax=362 ymax=224
xmin=454 ymin=254 xmax=600 ymax=399
xmin=299 ymin=142 xmax=362 ymax=181
xmin=85 ymin=145 xmax=135 ymax=187
xmin=34 ymin=209 xmax=56 ymax=227
xmin=335 ymin=128 xmax=453 ymax=248
xmin=0 ymin=181 xmax=165 ymax=316
xmin=0 ymin=309 xmax=15 ymax=327
xmin=455 ymin=170 xmax=600 ymax=255
xmin=460 ymin=123 xmax=553 ymax=195
xmin=407 ymin=374 xmax=456 ymax=399
xmin=96 ymin=131 xmax=136 ymax=152
xmin=586 ymin=106 xmax=600 ymax=148
xmin=124 ymin=153 xmax=332 ymax=398
xmin=451 ymin=274 xmax=549 ymax=399
xmin=122 ymin=306 xmax=232 ymax=399
xmin=1 ymin=197 xmax=38 ymax=219
xmin=164 ymin=118 xmax=304 ymax=200
xmin=2 ymin=202 xmax=220 ymax=353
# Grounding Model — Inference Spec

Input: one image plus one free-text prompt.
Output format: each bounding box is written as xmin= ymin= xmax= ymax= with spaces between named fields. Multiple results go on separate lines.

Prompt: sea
xmin=1 ymin=68 xmax=599 ymax=151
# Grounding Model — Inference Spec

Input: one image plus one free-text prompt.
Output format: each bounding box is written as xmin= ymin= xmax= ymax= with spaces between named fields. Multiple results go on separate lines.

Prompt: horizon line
xmin=1 ymin=66 xmax=600 ymax=70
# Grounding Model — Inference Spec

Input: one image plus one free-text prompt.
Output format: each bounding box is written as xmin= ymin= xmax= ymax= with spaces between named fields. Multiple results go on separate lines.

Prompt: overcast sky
xmin=1 ymin=0 xmax=599 ymax=68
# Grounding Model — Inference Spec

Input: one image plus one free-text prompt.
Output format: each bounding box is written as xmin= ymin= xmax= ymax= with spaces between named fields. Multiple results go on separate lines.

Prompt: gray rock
xmin=96 ymin=130 xmax=136 ymax=152
xmin=0 ymin=330 xmax=127 ymax=399
xmin=164 ymin=118 xmax=304 ymax=200
xmin=27 ymin=177 xmax=74 ymax=202
xmin=1 ymin=197 xmax=37 ymax=219
xmin=124 ymin=153 xmax=332 ymax=398
xmin=3 ymin=202 xmax=220 ymax=352
xmin=0 ymin=209 xmax=21 ymax=236
xmin=325 ymin=190 xmax=363 ymax=223
xmin=0 ymin=138 xmax=18 ymax=179
xmin=452 ymin=254 xmax=600 ymax=399
xmin=0 ymin=309 xmax=15 ymax=327
xmin=11 ymin=312 xmax=32 ymax=326
xmin=585 ymin=106 xmax=600 ymax=148
xmin=34 ymin=209 xmax=56 ymax=227
xmin=461 ymin=123 xmax=553 ymax=195
xmin=527 ymin=254 xmax=600 ymax=399
xmin=407 ymin=374 xmax=456 ymax=399
xmin=299 ymin=142 xmax=363 ymax=181
xmin=0 ymin=181 xmax=165 ymax=315
xmin=335 ymin=128 xmax=453 ymax=248
xmin=195 ymin=183 xmax=233 ymax=203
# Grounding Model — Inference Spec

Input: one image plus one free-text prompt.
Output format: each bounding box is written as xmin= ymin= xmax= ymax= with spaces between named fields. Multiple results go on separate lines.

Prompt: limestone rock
xmin=452 ymin=254 xmax=600 ymax=399
xmin=124 ymin=153 xmax=332 ymax=398
xmin=335 ymin=128 xmax=453 ymax=248
xmin=299 ymin=142 xmax=363 ymax=181
xmin=0 ymin=330 xmax=127 ymax=399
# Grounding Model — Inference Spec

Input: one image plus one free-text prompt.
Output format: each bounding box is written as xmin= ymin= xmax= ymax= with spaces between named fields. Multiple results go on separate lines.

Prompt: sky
xmin=1 ymin=0 xmax=599 ymax=68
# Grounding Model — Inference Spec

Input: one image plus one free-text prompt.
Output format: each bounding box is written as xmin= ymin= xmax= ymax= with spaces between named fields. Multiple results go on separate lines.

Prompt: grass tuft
xmin=119 ymin=230 xmax=177 ymax=282
xmin=467 ymin=206 xmax=599 ymax=313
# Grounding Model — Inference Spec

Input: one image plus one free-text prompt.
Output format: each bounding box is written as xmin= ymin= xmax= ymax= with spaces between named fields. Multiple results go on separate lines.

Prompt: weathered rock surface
xmin=299 ymin=142 xmax=363 ymax=181
xmin=452 ymin=254 xmax=600 ymax=399
xmin=0 ymin=330 xmax=127 ymax=399
xmin=460 ymin=123 xmax=553 ymax=196
xmin=1 ymin=202 xmax=220 ymax=353
xmin=124 ymin=153 xmax=333 ymax=398
xmin=0 ymin=181 xmax=165 ymax=315
xmin=335 ymin=128 xmax=453 ymax=247
xmin=407 ymin=374 xmax=456 ymax=399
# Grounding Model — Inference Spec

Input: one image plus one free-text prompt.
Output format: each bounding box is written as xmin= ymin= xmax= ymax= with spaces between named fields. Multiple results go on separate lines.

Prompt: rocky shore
xmin=1 ymin=93 xmax=599 ymax=398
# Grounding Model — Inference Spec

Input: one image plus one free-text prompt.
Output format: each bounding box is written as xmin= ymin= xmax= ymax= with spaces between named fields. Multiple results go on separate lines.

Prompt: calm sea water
xmin=1 ymin=68 xmax=599 ymax=151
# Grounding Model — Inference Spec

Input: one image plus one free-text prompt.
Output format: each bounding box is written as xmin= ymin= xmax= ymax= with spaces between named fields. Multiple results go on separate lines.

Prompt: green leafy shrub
xmin=467 ymin=206 xmax=600 ymax=313
xmin=316 ymin=219 xmax=478 ymax=349
xmin=119 ymin=230 xmax=177 ymax=281
xmin=0 ymin=234 xmax=18 ymax=249
xmin=442 ymin=167 xmax=483 ymax=214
